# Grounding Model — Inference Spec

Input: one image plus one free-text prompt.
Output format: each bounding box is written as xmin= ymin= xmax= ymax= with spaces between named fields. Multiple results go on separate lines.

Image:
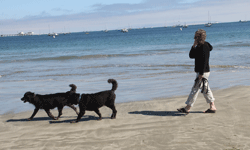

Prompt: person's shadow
xmin=129 ymin=111 xmax=203 ymax=116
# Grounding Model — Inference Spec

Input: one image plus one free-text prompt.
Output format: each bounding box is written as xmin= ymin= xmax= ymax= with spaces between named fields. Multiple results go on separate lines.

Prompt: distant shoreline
xmin=1 ymin=20 xmax=249 ymax=36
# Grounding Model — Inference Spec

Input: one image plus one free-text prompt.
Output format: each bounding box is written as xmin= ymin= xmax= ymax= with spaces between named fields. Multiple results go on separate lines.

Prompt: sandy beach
xmin=1 ymin=86 xmax=250 ymax=150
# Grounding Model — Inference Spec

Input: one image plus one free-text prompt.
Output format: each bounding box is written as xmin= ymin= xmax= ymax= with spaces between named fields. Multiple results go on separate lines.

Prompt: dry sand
xmin=1 ymin=86 xmax=250 ymax=150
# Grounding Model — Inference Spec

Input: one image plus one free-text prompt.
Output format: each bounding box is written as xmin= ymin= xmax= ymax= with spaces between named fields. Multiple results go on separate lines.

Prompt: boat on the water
xmin=205 ymin=23 xmax=212 ymax=27
xmin=205 ymin=11 xmax=212 ymax=27
xmin=239 ymin=20 xmax=247 ymax=23
xmin=121 ymin=28 xmax=128 ymax=33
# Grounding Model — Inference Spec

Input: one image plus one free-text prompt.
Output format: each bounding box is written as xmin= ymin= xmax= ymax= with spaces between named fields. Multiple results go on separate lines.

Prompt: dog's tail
xmin=69 ymin=84 xmax=77 ymax=93
xmin=108 ymin=79 xmax=118 ymax=91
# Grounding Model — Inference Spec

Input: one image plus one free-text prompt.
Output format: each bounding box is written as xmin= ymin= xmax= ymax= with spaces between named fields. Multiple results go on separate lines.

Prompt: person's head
xmin=194 ymin=29 xmax=206 ymax=45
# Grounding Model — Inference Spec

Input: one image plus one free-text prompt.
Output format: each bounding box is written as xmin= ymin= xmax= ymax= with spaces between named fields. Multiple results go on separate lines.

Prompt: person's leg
xmin=202 ymin=72 xmax=216 ymax=111
xmin=184 ymin=73 xmax=201 ymax=112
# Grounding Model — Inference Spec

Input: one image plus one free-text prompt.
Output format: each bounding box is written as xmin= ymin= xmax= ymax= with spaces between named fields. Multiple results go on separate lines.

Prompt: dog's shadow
xmin=6 ymin=117 xmax=52 ymax=122
xmin=6 ymin=115 xmax=111 ymax=124
xmin=49 ymin=116 xmax=111 ymax=124
xmin=6 ymin=116 xmax=76 ymax=123
xmin=129 ymin=111 xmax=203 ymax=116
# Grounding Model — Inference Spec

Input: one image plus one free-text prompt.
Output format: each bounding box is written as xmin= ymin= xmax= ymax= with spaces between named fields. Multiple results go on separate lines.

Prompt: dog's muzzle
xmin=21 ymin=98 xmax=27 ymax=103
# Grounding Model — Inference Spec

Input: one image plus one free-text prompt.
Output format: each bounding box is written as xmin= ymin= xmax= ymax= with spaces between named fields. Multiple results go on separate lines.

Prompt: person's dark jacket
xmin=189 ymin=41 xmax=213 ymax=75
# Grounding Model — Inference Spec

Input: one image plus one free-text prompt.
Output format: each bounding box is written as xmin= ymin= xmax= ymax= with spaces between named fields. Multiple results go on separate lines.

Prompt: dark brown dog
xmin=71 ymin=79 xmax=118 ymax=123
xmin=21 ymin=84 xmax=80 ymax=120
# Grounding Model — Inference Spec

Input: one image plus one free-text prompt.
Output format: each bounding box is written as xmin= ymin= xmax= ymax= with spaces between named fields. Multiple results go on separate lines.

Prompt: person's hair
xmin=195 ymin=29 xmax=206 ymax=45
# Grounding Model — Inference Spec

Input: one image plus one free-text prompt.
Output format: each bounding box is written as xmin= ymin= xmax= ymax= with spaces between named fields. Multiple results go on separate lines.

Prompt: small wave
xmin=4 ymin=52 xmax=187 ymax=63
xmin=233 ymin=66 xmax=250 ymax=69
xmin=14 ymin=71 xmax=27 ymax=74
xmin=0 ymin=50 xmax=187 ymax=64
xmin=43 ymin=74 xmax=81 ymax=77
xmin=17 ymin=79 xmax=54 ymax=82
xmin=33 ymin=56 xmax=79 ymax=61
xmin=16 ymin=53 xmax=145 ymax=62
xmin=78 ymin=64 xmax=193 ymax=70
xmin=0 ymin=71 xmax=28 ymax=78
xmin=1 ymin=79 xmax=54 ymax=83
xmin=211 ymin=65 xmax=250 ymax=69
xmin=217 ymin=42 xmax=250 ymax=48
xmin=227 ymin=44 xmax=250 ymax=47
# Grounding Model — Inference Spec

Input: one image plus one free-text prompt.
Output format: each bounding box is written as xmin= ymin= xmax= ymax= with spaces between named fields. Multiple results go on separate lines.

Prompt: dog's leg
xmin=67 ymin=105 xmax=79 ymax=115
xmin=56 ymin=107 xmax=63 ymax=120
xmin=94 ymin=109 xmax=102 ymax=120
xmin=28 ymin=108 xmax=39 ymax=120
xmin=45 ymin=109 xmax=57 ymax=120
xmin=71 ymin=110 xmax=85 ymax=123
xmin=107 ymin=105 xmax=117 ymax=119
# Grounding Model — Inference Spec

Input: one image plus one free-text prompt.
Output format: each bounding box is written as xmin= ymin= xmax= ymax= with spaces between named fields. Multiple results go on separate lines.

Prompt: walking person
xmin=178 ymin=29 xmax=217 ymax=114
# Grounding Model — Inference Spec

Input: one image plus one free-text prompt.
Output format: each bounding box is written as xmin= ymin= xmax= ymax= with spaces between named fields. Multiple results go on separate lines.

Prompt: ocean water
xmin=1 ymin=22 xmax=250 ymax=114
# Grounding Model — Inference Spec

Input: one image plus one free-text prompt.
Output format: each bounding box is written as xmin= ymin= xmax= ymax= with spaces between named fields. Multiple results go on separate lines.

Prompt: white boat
xmin=172 ymin=24 xmax=182 ymax=28
xmin=63 ymin=32 xmax=70 ymax=35
xmin=48 ymin=33 xmax=56 ymax=36
xmin=18 ymin=32 xmax=25 ymax=36
xmin=51 ymin=33 xmax=58 ymax=36
xmin=239 ymin=20 xmax=247 ymax=23
xmin=182 ymin=24 xmax=188 ymax=28
xmin=205 ymin=11 xmax=212 ymax=27
xmin=121 ymin=28 xmax=128 ymax=33
xmin=205 ymin=23 xmax=212 ymax=27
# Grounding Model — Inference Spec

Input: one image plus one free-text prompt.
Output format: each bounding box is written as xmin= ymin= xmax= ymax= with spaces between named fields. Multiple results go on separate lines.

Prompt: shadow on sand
xmin=49 ymin=116 xmax=111 ymax=124
xmin=6 ymin=115 xmax=111 ymax=124
xmin=129 ymin=111 xmax=204 ymax=116
xmin=6 ymin=117 xmax=52 ymax=122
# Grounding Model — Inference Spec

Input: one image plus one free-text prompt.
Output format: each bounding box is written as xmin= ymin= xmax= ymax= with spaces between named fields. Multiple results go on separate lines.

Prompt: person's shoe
xmin=204 ymin=109 xmax=216 ymax=113
xmin=177 ymin=108 xmax=189 ymax=114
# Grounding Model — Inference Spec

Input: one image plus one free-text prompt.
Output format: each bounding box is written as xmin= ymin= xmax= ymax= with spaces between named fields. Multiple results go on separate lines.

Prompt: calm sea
xmin=1 ymin=22 xmax=250 ymax=114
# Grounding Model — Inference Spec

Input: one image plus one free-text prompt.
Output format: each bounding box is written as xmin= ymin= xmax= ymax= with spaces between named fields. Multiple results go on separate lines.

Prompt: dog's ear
xmin=76 ymin=93 xmax=80 ymax=99
xmin=27 ymin=92 xmax=35 ymax=99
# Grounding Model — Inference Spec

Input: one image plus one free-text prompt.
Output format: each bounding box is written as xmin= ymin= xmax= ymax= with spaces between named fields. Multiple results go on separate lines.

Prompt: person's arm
xmin=207 ymin=42 xmax=213 ymax=51
xmin=189 ymin=40 xmax=198 ymax=59
xmin=199 ymin=44 xmax=209 ymax=76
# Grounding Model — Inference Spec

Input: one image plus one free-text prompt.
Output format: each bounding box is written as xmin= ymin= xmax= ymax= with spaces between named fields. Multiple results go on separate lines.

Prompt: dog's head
xmin=21 ymin=92 xmax=35 ymax=103
xmin=68 ymin=93 xmax=80 ymax=105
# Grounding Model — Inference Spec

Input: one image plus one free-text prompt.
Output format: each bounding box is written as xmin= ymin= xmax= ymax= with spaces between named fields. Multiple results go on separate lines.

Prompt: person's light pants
xmin=185 ymin=72 xmax=215 ymax=107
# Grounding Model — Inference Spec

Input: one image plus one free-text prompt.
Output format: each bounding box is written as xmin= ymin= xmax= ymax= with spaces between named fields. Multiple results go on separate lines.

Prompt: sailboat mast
xmin=208 ymin=11 xmax=209 ymax=23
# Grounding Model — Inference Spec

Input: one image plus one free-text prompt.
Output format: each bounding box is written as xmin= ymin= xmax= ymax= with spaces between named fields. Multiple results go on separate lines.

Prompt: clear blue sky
xmin=0 ymin=0 xmax=249 ymax=34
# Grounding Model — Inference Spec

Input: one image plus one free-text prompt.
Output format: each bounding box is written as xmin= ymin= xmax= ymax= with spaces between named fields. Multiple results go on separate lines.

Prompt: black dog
xmin=21 ymin=84 xmax=80 ymax=120
xmin=71 ymin=79 xmax=118 ymax=123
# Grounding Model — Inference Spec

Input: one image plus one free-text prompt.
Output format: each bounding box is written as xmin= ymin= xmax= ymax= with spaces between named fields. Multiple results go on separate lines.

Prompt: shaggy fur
xmin=21 ymin=84 xmax=80 ymax=120
xmin=71 ymin=79 xmax=118 ymax=123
